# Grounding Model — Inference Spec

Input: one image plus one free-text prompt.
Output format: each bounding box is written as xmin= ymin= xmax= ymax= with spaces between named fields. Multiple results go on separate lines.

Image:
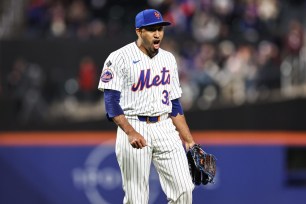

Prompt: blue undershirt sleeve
xmin=171 ymin=98 xmax=184 ymax=117
xmin=104 ymin=89 xmax=124 ymax=120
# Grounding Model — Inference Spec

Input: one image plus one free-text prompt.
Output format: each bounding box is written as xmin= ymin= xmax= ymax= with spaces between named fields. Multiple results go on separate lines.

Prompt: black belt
xmin=138 ymin=115 xmax=161 ymax=123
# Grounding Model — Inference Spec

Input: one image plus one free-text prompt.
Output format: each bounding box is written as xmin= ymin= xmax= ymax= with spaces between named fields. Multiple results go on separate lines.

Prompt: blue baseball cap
xmin=135 ymin=9 xmax=171 ymax=28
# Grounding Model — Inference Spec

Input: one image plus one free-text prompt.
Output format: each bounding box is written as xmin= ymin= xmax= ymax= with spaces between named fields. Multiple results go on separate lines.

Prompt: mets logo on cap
xmin=154 ymin=11 xmax=160 ymax=19
xmin=101 ymin=69 xmax=113 ymax=83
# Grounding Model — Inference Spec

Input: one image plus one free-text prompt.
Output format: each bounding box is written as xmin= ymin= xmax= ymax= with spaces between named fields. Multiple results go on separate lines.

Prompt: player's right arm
xmin=99 ymin=52 xmax=146 ymax=149
xmin=112 ymin=114 xmax=147 ymax=149
xmin=104 ymin=89 xmax=147 ymax=149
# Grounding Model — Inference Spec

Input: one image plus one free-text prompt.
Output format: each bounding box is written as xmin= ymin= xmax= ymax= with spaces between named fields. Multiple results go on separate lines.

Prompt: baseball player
xmin=98 ymin=9 xmax=196 ymax=204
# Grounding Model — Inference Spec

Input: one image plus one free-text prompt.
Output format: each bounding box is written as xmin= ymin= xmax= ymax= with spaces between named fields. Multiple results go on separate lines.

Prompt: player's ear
xmin=135 ymin=28 xmax=141 ymax=37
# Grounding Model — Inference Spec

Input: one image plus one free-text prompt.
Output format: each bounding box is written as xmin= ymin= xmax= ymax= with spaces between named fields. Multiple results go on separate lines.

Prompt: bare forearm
xmin=171 ymin=114 xmax=195 ymax=149
xmin=112 ymin=114 xmax=136 ymax=135
xmin=112 ymin=114 xmax=147 ymax=149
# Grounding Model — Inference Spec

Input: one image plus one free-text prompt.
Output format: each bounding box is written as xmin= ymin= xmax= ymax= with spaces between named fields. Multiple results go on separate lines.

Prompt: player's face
xmin=136 ymin=25 xmax=164 ymax=57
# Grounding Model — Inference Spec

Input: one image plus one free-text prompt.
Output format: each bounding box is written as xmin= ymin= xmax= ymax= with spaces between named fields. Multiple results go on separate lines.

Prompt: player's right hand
xmin=128 ymin=131 xmax=147 ymax=149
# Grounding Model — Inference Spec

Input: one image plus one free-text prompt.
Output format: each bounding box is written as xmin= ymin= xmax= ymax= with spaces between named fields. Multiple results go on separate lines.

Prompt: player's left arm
xmin=170 ymin=99 xmax=195 ymax=150
xmin=169 ymin=55 xmax=195 ymax=149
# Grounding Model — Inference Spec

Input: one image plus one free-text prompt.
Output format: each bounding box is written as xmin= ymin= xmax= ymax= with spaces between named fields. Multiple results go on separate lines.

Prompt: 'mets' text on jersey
xmin=98 ymin=42 xmax=182 ymax=116
xmin=131 ymin=67 xmax=170 ymax=91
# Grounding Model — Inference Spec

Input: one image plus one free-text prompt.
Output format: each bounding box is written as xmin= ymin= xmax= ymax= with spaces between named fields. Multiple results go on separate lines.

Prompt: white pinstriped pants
xmin=116 ymin=117 xmax=194 ymax=204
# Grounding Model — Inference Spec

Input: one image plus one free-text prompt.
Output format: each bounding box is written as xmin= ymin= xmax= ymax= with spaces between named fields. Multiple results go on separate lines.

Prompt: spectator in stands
xmin=7 ymin=58 xmax=47 ymax=123
xmin=77 ymin=56 xmax=99 ymax=101
xmin=256 ymin=40 xmax=281 ymax=90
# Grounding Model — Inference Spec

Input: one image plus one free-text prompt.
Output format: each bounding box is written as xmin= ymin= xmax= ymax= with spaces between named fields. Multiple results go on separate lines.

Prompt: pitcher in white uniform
xmin=98 ymin=9 xmax=196 ymax=204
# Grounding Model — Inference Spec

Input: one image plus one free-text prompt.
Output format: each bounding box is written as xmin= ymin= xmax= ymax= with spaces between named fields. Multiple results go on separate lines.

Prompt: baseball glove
xmin=187 ymin=144 xmax=216 ymax=185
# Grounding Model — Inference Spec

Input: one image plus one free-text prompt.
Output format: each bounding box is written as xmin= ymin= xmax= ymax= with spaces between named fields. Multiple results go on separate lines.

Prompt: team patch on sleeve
xmin=101 ymin=69 xmax=114 ymax=83
xmin=106 ymin=60 xmax=112 ymax=67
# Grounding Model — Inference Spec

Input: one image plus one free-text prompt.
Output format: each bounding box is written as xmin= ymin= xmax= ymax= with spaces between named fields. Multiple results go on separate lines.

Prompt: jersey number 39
xmin=162 ymin=90 xmax=170 ymax=106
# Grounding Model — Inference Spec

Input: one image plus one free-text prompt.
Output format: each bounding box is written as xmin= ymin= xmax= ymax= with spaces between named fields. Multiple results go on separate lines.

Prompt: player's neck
xmin=135 ymin=41 xmax=158 ymax=58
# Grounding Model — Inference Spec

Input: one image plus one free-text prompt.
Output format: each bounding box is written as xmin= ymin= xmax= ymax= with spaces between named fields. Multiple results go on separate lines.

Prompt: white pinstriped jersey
xmin=98 ymin=41 xmax=194 ymax=204
xmin=98 ymin=42 xmax=182 ymax=116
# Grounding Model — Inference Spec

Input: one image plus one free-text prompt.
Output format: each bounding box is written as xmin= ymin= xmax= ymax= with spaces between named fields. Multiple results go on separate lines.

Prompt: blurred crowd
xmin=27 ymin=0 xmax=306 ymax=107
xmin=1 ymin=0 xmax=306 ymax=124
xmin=5 ymin=55 xmax=103 ymax=124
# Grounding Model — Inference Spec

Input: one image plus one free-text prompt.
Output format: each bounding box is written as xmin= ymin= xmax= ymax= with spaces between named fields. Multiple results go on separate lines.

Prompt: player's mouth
xmin=153 ymin=40 xmax=160 ymax=49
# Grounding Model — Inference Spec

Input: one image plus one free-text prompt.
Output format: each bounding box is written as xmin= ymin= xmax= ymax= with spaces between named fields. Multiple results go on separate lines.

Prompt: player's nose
xmin=153 ymin=30 xmax=161 ymax=38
